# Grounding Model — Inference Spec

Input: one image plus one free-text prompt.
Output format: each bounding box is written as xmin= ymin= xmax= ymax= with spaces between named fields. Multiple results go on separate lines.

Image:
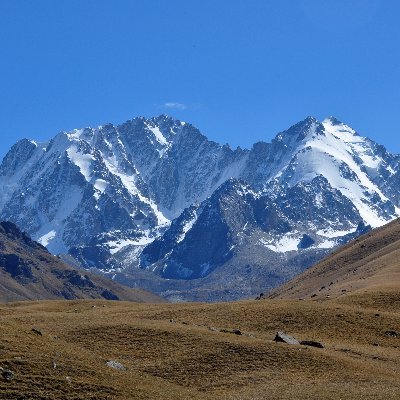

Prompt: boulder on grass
xmin=274 ymin=331 xmax=300 ymax=345
xmin=2 ymin=370 xmax=15 ymax=381
xmin=106 ymin=360 xmax=126 ymax=371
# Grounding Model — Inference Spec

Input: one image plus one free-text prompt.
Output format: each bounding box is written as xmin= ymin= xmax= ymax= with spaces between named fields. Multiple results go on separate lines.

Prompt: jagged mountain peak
xmin=277 ymin=116 xmax=323 ymax=136
xmin=322 ymin=116 xmax=361 ymax=137
xmin=0 ymin=138 xmax=40 ymax=176
xmin=265 ymin=115 xmax=398 ymax=227
xmin=323 ymin=116 xmax=343 ymax=126
xmin=322 ymin=116 xmax=360 ymax=138
xmin=273 ymin=116 xmax=363 ymax=149
xmin=272 ymin=117 xmax=325 ymax=156
xmin=47 ymin=115 xmax=187 ymax=153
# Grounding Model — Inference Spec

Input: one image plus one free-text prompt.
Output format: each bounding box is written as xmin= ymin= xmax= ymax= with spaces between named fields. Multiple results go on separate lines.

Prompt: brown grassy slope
xmin=269 ymin=218 xmax=400 ymax=301
xmin=0 ymin=221 xmax=163 ymax=303
xmin=0 ymin=295 xmax=399 ymax=400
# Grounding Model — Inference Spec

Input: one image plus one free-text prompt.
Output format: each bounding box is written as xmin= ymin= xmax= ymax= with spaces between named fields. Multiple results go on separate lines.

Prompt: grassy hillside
xmin=0 ymin=294 xmax=399 ymax=399
xmin=1 ymin=219 xmax=399 ymax=399
xmin=0 ymin=221 xmax=163 ymax=303
xmin=269 ymin=218 xmax=400 ymax=301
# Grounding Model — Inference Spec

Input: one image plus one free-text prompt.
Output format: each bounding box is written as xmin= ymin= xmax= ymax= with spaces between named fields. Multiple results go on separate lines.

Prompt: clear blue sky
xmin=1 ymin=0 xmax=399 ymax=159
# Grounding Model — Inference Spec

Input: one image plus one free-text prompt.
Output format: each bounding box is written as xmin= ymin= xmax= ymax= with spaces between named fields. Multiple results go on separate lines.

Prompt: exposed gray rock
xmin=298 ymin=234 xmax=315 ymax=249
xmin=106 ymin=360 xmax=127 ymax=371
xmin=274 ymin=331 xmax=300 ymax=345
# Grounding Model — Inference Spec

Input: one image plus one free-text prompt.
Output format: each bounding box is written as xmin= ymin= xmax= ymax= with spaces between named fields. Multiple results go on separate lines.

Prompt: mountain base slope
xmin=0 ymin=221 xmax=163 ymax=303
xmin=269 ymin=218 xmax=400 ymax=301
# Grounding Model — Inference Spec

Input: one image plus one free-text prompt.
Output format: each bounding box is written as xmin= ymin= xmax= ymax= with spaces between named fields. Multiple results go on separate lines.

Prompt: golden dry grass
xmin=270 ymin=218 xmax=400 ymax=301
xmin=0 ymin=291 xmax=399 ymax=399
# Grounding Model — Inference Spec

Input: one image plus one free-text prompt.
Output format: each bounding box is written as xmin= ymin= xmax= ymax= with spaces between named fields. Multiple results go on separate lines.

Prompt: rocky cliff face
xmin=0 ymin=115 xmax=398 ymax=300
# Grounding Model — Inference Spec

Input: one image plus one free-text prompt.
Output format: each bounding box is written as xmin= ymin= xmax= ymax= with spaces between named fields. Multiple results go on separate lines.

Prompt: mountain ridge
xmin=1 ymin=114 xmax=399 ymax=300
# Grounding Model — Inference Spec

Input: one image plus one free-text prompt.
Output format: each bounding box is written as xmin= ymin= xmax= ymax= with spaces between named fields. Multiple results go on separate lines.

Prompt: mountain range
xmin=1 ymin=115 xmax=399 ymax=301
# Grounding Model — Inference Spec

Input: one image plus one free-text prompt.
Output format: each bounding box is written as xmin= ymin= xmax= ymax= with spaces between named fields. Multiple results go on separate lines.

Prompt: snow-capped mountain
xmin=1 ymin=115 xmax=399 ymax=301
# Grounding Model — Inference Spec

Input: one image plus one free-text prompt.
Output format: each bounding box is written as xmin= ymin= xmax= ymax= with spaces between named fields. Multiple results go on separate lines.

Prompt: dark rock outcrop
xmin=300 ymin=340 xmax=324 ymax=348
